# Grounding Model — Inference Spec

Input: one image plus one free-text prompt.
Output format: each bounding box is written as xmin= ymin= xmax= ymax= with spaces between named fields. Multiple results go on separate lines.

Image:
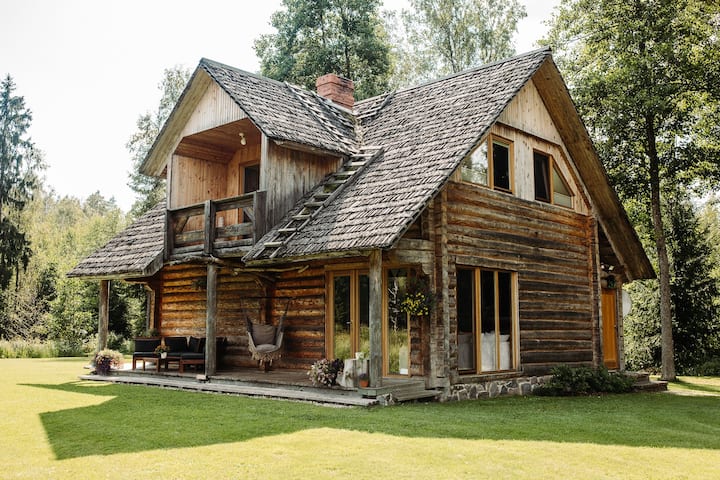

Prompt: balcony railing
xmin=165 ymin=191 xmax=267 ymax=261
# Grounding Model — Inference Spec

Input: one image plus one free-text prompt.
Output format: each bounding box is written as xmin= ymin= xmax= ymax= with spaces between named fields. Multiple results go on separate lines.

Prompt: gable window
xmin=461 ymin=135 xmax=514 ymax=193
xmin=456 ymin=267 xmax=517 ymax=373
xmin=534 ymin=151 xmax=574 ymax=208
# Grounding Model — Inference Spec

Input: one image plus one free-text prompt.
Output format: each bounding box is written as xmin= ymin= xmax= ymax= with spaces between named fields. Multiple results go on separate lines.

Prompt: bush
xmin=695 ymin=357 xmax=720 ymax=376
xmin=535 ymin=365 xmax=635 ymax=396
xmin=0 ymin=338 xmax=59 ymax=358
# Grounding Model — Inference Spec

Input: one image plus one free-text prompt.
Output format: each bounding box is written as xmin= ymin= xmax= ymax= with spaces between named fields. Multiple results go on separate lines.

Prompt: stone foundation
xmin=444 ymin=375 xmax=552 ymax=402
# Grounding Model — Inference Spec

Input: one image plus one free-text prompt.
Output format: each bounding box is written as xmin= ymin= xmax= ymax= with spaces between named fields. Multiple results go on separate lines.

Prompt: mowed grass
xmin=2 ymin=359 xmax=720 ymax=480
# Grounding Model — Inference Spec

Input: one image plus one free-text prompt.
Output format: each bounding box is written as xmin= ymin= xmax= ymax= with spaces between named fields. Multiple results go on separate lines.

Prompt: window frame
xmin=533 ymin=149 xmax=574 ymax=209
xmin=326 ymin=270 xmax=369 ymax=360
xmin=456 ymin=267 xmax=519 ymax=374
xmin=461 ymin=134 xmax=514 ymax=193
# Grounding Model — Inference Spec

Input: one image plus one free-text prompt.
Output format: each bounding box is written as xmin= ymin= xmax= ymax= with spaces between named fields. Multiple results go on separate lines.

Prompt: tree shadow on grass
xmin=26 ymin=381 xmax=720 ymax=460
xmin=671 ymin=378 xmax=720 ymax=396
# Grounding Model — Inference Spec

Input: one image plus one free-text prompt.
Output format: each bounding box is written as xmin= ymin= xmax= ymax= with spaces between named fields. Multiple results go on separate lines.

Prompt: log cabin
xmin=69 ymin=48 xmax=654 ymax=400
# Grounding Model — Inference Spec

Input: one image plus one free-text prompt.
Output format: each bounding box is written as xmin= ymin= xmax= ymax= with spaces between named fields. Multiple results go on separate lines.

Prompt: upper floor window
xmin=461 ymin=135 xmax=513 ymax=193
xmin=533 ymin=151 xmax=573 ymax=208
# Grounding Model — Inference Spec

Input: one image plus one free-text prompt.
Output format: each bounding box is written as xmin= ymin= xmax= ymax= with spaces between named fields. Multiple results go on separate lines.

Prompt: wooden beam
xmin=97 ymin=280 xmax=110 ymax=353
xmin=368 ymin=249 xmax=382 ymax=387
xmin=205 ymin=264 xmax=218 ymax=376
xmin=203 ymin=200 xmax=216 ymax=256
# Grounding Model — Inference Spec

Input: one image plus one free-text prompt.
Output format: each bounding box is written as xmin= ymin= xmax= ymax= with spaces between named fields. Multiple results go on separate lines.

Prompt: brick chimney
xmin=316 ymin=73 xmax=354 ymax=110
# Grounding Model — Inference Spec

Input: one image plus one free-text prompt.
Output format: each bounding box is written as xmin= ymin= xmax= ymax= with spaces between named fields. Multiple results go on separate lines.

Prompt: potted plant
xmin=94 ymin=349 xmax=123 ymax=375
xmin=358 ymin=372 xmax=369 ymax=388
xmin=308 ymin=358 xmax=343 ymax=387
xmin=154 ymin=344 xmax=171 ymax=359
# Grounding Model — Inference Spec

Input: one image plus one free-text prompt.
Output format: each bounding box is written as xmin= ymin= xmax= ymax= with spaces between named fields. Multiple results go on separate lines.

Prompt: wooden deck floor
xmin=79 ymin=365 xmax=378 ymax=407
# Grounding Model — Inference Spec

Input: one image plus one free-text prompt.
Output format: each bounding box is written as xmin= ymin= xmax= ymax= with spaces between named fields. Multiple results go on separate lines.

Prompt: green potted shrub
xmin=94 ymin=349 xmax=123 ymax=375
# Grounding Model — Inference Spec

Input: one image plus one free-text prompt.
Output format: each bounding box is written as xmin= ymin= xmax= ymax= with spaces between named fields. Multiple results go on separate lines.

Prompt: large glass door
xmin=386 ymin=269 xmax=410 ymax=376
xmin=329 ymin=271 xmax=369 ymax=360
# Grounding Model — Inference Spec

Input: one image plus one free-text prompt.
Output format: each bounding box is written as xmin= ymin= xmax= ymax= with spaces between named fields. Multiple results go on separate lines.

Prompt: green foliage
xmin=624 ymin=193 xmax=720 ymax=374
xmin=546 ymin=0 xmax=720 ymax=380
xmin=534 ymin=365 xmax=635 ymax=396
xmin=0 ymin=338 xmax=59 ymax=358
xmin=0 ymin=75 xmax=42 ymax=292
xmin=127 ymin=66 xmax=190 ymax=218
xmin=254 ymin=0 xmax=391 ymax=100
xmin=693 ymin=358 xmax=720 ymax=376
xmin=389 ymin=0 xmax=526 ymax=87
xmin=667 ymin=194 xmax=720 ymax=371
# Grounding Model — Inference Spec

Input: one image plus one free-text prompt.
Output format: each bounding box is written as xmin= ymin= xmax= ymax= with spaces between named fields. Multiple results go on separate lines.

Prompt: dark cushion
xmin=180 ymin=352 xmax=205 ymax=360
xmin=252 ymin=325 xmax=276 ymax=345
xmin=189 ymin=336 xmax=205 ymax=353
xmin=134 ymin=338 xmax=160 ymax=353
xmin=164 ymin=336 xmax=189 ymax=353
xmin=133 ymin=352 xmax=159 ymax=358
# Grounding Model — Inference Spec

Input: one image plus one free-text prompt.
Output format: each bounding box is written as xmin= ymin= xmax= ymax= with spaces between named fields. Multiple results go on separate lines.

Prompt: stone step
xmin=627 ymin=371 xmax=667 ymax=392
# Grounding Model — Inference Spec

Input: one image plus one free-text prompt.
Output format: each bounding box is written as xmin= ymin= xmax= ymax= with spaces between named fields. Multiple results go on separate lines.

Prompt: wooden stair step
xmin=292 ymin=214 xmax=311 ymax=221
xmin=278 ymin=228 xmax=297 ymax=234
xmin=304 ymin=201 xmax=324 ymax=208
xmin=263 ymin=241 xmax=283 ymax=248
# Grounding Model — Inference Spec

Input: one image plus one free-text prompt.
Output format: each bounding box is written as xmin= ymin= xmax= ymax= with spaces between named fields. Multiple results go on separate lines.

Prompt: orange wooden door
xmin=601 ymin=288 xmax=619 ymax=369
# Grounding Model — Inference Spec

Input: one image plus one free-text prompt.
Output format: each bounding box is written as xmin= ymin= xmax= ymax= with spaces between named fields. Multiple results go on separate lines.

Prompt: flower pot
xmin=359 ymin=379 xmax=369 ymax=388
xmin=161 ymin=352 xmax=167 ymax=359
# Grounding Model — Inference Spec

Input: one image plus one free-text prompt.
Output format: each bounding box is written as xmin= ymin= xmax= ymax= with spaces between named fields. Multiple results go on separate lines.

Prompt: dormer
xmin=140 ymin=59 xmax=358 ymax=260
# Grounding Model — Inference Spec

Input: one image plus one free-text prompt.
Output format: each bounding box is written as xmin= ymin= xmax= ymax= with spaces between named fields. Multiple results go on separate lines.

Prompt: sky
xmin=1 ymin=0 xmax=561 ymax=212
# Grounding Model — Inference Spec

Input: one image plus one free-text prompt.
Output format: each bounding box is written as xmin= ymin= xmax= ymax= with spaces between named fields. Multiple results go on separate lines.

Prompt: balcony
xmin=165 ymin=191 xmax=267 ymax=261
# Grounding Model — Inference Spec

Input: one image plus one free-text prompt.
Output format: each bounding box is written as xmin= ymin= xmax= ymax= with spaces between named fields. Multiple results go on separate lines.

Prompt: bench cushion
xmin=133 ymin=338 xmax=160 ymax=353
xmin=164 ymin=336 xmax=189 ymax=353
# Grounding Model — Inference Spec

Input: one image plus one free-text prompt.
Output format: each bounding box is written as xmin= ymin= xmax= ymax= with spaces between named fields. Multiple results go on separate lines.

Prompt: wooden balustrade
xmin=165 ymin=191 xmax=267 ymax=261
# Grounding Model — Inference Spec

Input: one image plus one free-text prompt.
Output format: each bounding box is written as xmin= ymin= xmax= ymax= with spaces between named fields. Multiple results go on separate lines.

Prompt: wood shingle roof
xmin=246 ymin=48 xmax=550 ymax=260
xmin=67 ymin=203 xmax=165 ymax=280
xmin=70 ymin=48 xmax=654 ymax=281
xmin=200 ymin=59 xmax=358 ymax=156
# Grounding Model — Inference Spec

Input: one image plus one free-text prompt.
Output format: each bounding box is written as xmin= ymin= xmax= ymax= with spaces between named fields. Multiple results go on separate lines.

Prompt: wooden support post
xmin=97 ymin=280 xmax=110 ymax=354
xmin=253 ymin=190 xmax=267 ymax=242
xmin=205 ymin=264 xmax=217 ymax=376
xmin=368 ymin=249 xmax=382 ymax=387
xmin=203 ymin=200 xmax=216 ymax=256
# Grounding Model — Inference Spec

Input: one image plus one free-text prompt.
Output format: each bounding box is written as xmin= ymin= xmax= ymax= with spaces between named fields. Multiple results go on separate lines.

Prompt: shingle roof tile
xmin=67 ymin=203 xmax=166 ymax=279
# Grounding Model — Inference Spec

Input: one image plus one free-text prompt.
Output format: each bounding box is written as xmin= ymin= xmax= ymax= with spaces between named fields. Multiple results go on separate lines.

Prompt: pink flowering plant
xmin=308 ymin=358 xmax=344 ymax=387
xmin=94 ymin=349 xmax=123 ymax=375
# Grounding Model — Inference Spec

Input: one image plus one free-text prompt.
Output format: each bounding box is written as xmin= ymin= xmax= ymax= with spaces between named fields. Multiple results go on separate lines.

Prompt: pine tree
xmin=0 ymin=75 xmax=40 ymax=292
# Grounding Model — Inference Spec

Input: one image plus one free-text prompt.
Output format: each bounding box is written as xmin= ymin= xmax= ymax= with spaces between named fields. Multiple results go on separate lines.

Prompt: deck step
xmin=627 ymin=371 xmax=668 ymax=392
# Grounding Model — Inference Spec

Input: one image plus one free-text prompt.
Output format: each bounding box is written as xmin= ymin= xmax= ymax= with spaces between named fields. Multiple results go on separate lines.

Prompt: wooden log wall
xmin=158 ymin=264 xmax=265 ymax=368
xmin=445 ymin=180 xmax=597 ymax=376
xmin=157 ymin=262 xmax=328 ymax=370
xmin=269 ymin=263 xmax=327 ymax=369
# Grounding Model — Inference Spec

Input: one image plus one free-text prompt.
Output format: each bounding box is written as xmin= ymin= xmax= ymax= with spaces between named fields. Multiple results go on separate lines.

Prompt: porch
xmin=80 ymin=366 xmax=439 ymax=406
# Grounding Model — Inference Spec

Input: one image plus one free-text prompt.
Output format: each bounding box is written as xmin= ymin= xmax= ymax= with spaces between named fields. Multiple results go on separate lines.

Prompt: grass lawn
xmin=2 ymin=359 xmax=720 ymax=479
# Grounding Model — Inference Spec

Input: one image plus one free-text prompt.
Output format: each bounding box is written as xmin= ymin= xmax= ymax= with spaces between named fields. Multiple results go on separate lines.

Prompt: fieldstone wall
xmin=444 ymin=375 xmax=552 ymax=402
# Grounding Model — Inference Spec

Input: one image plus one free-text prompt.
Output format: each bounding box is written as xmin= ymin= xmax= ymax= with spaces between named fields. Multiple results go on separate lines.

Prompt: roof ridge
xmin=199 ymin=58 xmax=289 ymax=89
xmin=385 ymin=47 xmax=552 ymax=98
